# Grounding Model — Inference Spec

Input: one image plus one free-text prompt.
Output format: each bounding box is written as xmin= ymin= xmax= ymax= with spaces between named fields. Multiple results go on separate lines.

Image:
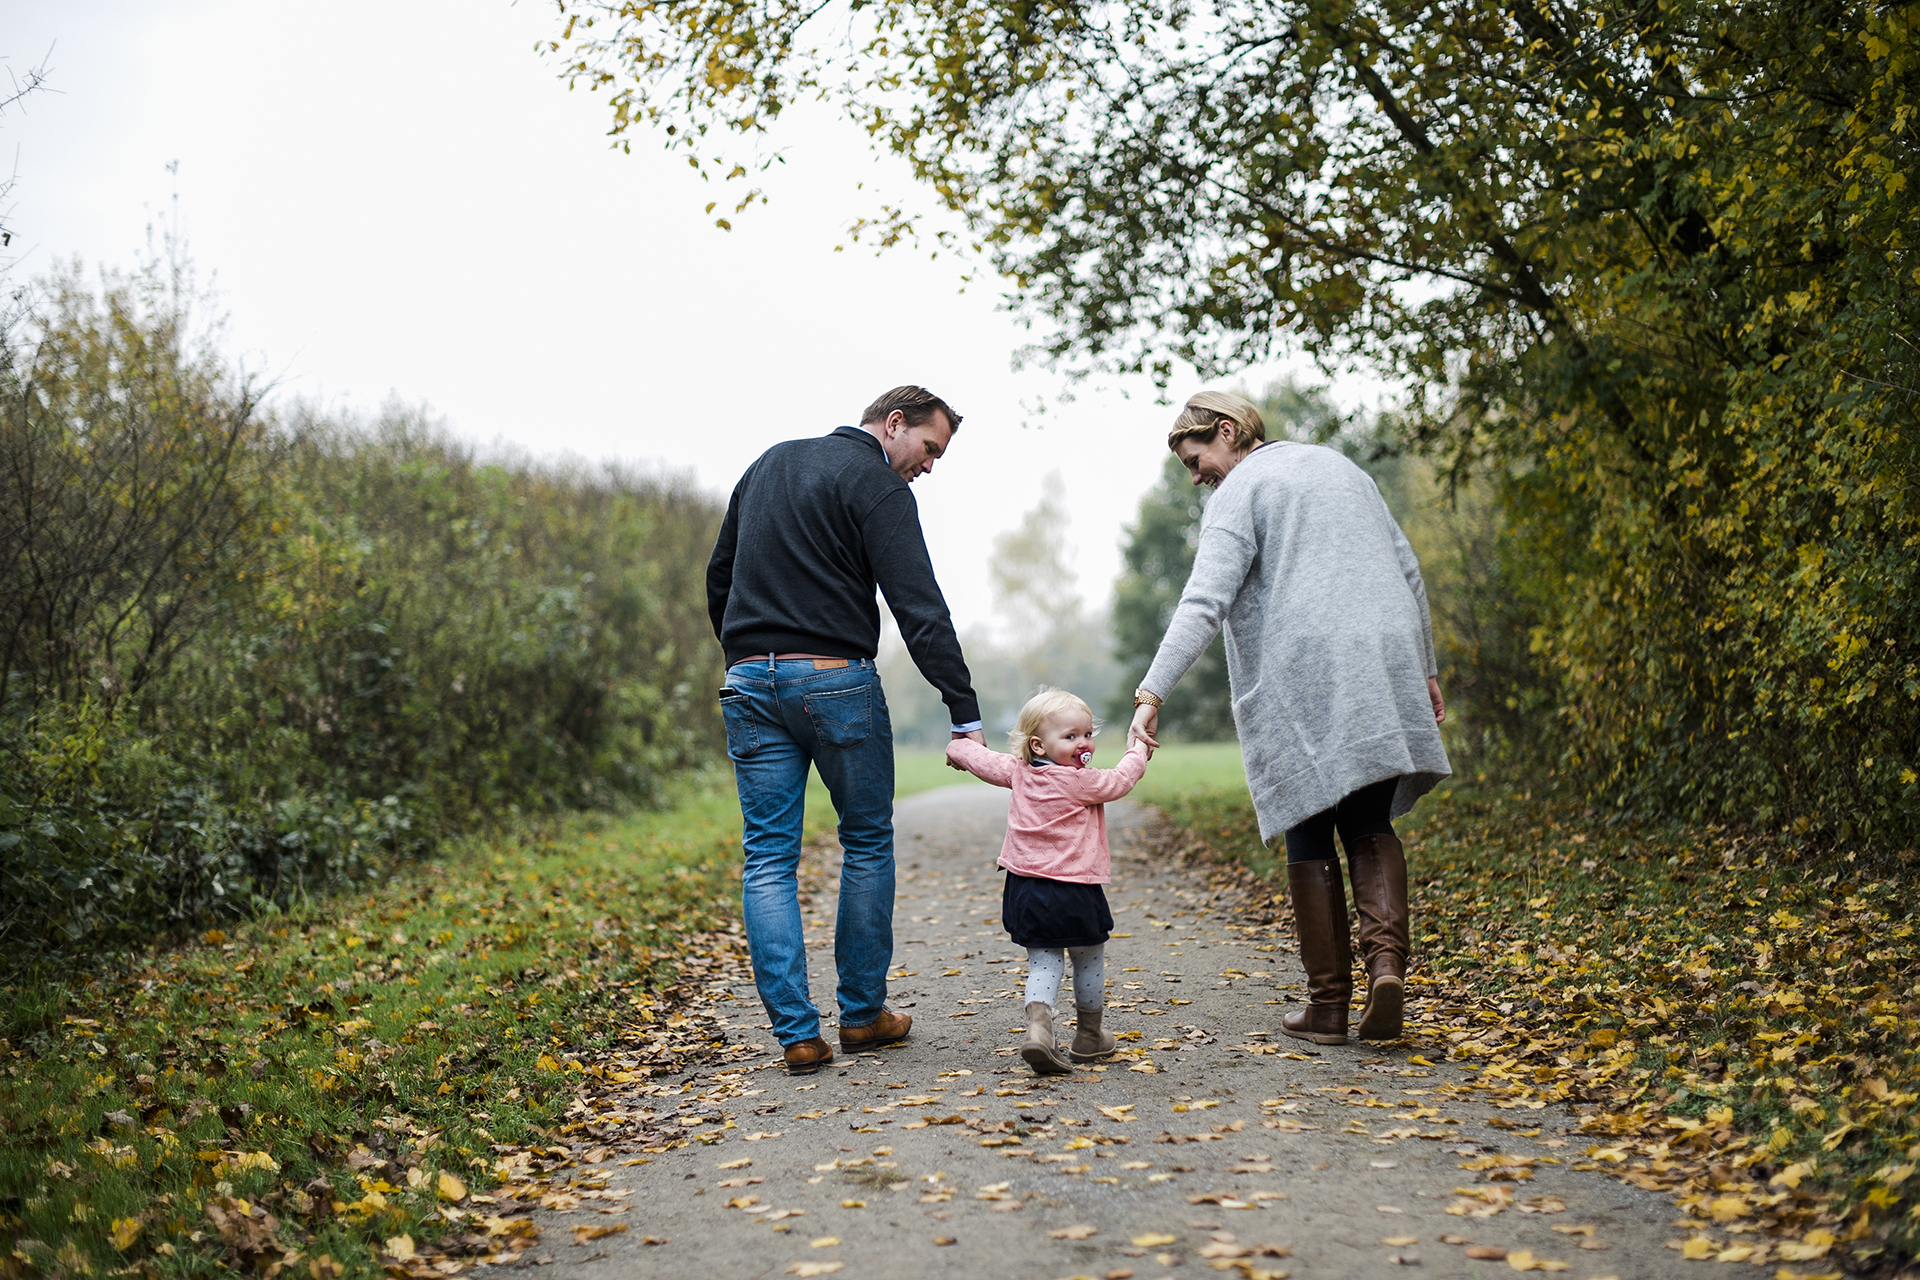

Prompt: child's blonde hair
xmin=1009 ymin=688 xmax=1096 ymax=761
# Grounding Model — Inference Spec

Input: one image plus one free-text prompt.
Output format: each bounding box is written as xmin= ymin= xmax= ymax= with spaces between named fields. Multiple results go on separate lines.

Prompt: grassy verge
xmin=0 ymin=775 xmax=755 ymax=1279
xmin=890 ymin=748 xmax=987 ymax=798
xmin=1145 ymin=773 xmax=1919 ymax=1277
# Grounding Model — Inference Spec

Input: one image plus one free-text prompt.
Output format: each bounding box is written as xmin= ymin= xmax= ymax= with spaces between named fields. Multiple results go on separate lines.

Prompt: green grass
xmin=1130 ymin=741 xmax=1246 ymax=804
xmin=892 ymin=747 xmax=989 ymax=799
xmin=0 ymin=778 xmax=746 ymax=1278
xmin=1127 ymin=741 xmax=1265 ymax=870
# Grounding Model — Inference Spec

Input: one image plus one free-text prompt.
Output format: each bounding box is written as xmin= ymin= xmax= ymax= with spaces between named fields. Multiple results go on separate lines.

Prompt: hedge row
xmin=0 ymin=265 xmax=725 ymax=954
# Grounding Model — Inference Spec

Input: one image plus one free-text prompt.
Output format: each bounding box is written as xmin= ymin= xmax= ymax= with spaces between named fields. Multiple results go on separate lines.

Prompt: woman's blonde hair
xmin=1166 ymin=389 xmax=1267 ymax=454
xmin=1009 ymin=688 xmax=1095 ymax=761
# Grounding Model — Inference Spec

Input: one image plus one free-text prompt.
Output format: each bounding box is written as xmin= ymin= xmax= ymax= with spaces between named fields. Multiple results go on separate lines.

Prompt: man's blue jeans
xmin=721 ymin=657 xmax=895 ymax=1046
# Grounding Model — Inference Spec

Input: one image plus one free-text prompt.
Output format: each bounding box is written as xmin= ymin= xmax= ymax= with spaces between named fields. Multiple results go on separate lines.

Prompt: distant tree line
xmin=0 ymin=262 xmax=725 ymax=953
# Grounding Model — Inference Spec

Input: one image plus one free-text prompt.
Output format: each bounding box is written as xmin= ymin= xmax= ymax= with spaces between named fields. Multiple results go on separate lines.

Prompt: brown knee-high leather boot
xmin=1281 ymin=858 xmax=1352 ymax=1045
xmin=1348 ymin=832 xmax=1410 ymax=1040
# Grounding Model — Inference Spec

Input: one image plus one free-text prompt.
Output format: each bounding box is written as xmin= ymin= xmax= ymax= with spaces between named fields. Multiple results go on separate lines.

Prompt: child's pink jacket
xmin=945 ymin=739 xmax=1150 ymax=884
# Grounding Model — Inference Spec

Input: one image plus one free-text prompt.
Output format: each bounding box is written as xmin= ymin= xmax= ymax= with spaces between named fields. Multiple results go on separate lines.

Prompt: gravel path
xmin=532 ymin=785 xmax=1681 ymax=1279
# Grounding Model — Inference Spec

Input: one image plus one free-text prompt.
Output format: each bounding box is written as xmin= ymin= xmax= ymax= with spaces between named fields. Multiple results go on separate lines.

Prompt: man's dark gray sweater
xmin=706 ymin=426 xmax=980 ymax=726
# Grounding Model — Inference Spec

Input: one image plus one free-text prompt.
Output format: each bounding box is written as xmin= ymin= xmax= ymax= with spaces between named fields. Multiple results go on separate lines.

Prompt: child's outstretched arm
xmin=1061 ymin=740 xmax=1151 ymax=803
xmin=945 ymin=737 xmax=1019 ymax=788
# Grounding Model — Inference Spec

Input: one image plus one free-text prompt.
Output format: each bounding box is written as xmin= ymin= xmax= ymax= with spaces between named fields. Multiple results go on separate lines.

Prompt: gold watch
xmin=1132 ymin=688 xmax=1163 ymax=709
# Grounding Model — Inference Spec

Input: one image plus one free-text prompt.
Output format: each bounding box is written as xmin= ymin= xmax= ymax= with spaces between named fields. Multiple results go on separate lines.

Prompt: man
xmin=707 ymin=385 xmax=985 ymax=1073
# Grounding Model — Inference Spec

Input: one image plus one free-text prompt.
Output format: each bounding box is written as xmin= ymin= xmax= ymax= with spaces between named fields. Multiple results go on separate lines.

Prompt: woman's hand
xmin=1128 ymin=703 xmax=1161 ymax=753
xmin=1428 ymin=677 xmax=1446 ymax=725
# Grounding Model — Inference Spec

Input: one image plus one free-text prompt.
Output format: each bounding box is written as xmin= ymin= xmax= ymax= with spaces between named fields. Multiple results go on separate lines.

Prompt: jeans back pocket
xmin=720 ymin=693 xmax=761 ymax=759
xmin=804 ymin=683 xmax=872 ymax=749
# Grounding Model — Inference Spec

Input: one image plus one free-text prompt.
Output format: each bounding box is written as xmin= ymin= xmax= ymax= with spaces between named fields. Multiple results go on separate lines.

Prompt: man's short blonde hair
xmin=1010 ymin=688 xmax=1095 ymax=761
xmin=1166 ymin=390 xmax=1267 ymax=454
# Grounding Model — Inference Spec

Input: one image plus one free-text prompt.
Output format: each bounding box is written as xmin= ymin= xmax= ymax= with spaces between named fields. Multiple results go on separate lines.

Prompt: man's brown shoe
xmin=838 ymin=1009 xmax=911 ymax=1050
xmin=783 ymin=1036 xmax=834 ymax=1074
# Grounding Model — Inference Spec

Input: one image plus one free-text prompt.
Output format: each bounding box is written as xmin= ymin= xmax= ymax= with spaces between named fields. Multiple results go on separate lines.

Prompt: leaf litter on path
xmin=1148 ymin=786 xmax=1920 ymax=1270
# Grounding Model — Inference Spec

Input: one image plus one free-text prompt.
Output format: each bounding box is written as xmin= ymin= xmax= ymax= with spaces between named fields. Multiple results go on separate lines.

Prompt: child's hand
xmin=947 ymin=729 xmax=986 ymax=769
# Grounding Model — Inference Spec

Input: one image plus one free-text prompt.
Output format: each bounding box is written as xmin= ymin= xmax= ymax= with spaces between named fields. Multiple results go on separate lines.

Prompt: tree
xmin=877 ymin=473 xmax=1118 ymax=743
xmin=989 ymin=471 xmax=1079 ymax=647
xmin=551 ymin=0 xmax=1920 ymax=844
xmin=0 ymin=260 xmax=269 ymax=712
xmin=0 ymin=50 xmax=53 ymax=259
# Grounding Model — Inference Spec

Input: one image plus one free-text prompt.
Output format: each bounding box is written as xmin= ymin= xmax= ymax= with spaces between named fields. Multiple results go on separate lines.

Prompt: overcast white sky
xmin=2 ymin=0 xmax=1351 ymax=633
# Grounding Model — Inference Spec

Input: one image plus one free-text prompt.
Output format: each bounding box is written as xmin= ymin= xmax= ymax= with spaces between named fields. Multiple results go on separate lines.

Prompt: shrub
xmin=0 ymin=264 xmax=725 ymax=954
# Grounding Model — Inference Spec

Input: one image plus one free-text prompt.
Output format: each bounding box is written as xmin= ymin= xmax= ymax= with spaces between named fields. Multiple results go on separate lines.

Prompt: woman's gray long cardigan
xmin=1141 ymin=441 xmax=1451 ymax=842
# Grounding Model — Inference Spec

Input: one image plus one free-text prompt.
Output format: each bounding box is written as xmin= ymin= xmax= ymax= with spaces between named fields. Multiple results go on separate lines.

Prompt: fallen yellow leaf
xmin=384 ymin=1236 xmax=415 ymax=1261
xmin=437 ymin=1170 xmax=467 ymax=1202
xmin=1132 ymin=1233 xmax=1178 ymax=1247
xmin=1776 ymin=1229 xmax=1834 ymax=1261
xmin=786 ymin=1264 xmax=843 ymax=1277
xmin=1381 ymin=1235 xmax=1418 ymax=1246
xmin=810 ymin=1236 xmax=840 ymax=1248
xmin=1051 ymin=1224 xmax=1097 ymax=1240
xmin=1680 ymin=1236 xmax=1717 ymax=1260
xmin=109 ymin=1218 xmax=141 ymax=1250
xmin=572 ymin=1224 xmax=628 ymax=1244
xmin=1770 ymin=1161 xmax=1815 ymax=1189
xmin=1708 ymin=1196 xmax=1747 ymax=1222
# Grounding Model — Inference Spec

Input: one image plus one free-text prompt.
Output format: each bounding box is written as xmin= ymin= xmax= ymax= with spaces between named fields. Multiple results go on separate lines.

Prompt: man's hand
xmin=1428 ymin=677 xmax=1446 ymax=725
xmin=947 ymin=728 xmax=985 ymax=768
xmin=1127 ymin=703 xmax=1160 ymax=753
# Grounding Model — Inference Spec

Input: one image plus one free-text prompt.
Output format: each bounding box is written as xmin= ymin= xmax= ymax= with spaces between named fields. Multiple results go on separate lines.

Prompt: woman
xmin=1128 ymin=391 xmax=1449 ymax=1045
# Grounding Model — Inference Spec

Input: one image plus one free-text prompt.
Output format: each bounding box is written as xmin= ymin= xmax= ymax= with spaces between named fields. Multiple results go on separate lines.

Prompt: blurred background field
xmin=803 ymin=740 xmax=1246 ymax=833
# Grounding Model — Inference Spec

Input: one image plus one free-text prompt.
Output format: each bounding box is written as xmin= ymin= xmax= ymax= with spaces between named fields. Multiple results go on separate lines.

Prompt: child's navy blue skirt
xmin=1002 ymin=871 xmax=1113 ymax=949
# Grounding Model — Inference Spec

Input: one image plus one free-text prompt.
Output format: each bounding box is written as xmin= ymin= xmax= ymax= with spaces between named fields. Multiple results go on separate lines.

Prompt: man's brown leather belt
xmin=772 ymin=653 xmax=850 ymax=669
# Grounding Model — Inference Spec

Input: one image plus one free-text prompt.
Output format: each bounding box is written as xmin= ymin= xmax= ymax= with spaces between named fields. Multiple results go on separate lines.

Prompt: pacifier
xmin=1075 ymin=748 xmax=1094 ymax=767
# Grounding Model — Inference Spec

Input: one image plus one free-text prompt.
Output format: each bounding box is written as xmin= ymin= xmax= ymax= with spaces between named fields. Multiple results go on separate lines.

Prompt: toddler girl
xmin=946 ymin=689 xmax=1151 ymax=1075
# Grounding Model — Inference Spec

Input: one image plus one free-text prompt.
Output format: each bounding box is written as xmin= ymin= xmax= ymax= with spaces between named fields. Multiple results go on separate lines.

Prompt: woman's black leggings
xmin=1283 ymin=776 xmax=1399 ymax=863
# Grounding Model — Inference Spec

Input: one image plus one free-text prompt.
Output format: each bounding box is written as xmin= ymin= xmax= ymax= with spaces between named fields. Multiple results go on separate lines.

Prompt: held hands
xmin=947 ymin=728 xmax=986 ymax=768
xmin=1127 ymin=702 xmax=1160 ymax=758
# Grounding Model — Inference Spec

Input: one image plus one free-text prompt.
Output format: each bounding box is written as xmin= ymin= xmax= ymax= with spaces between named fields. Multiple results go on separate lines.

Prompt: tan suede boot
xmin=1280 ymin=858 xmax=1352 ymax=1046
xmin=1068 ymin=1006 xmax=1116 ymax=1062
xmin=1020 ymin=1001 xmax=1073 ymax=1075
xmin=1349 ymin=833 xmax=1410 ymax=1040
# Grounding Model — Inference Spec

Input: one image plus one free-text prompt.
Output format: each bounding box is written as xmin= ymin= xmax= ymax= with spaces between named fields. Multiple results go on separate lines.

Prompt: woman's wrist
xmin=1132 ymin=687 xmax=1163 ymax=709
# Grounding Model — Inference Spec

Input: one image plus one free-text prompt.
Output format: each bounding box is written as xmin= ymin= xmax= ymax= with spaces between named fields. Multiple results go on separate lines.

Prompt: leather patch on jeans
xmin=812 ymin=658 xmax=849 ymax=670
